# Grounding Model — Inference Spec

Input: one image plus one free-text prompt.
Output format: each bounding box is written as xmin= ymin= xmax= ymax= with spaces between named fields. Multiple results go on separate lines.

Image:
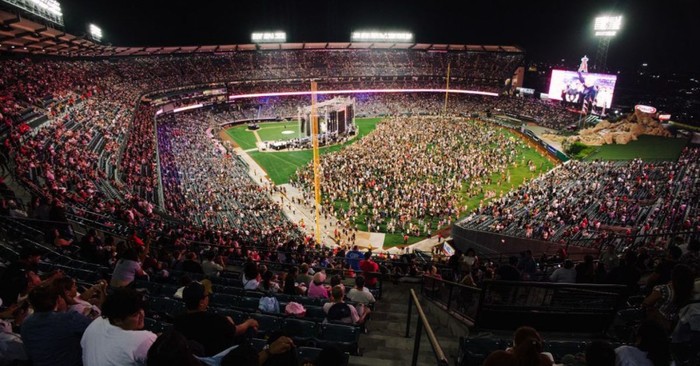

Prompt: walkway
xmin=349 ymin=282 xmax=460 ymax=365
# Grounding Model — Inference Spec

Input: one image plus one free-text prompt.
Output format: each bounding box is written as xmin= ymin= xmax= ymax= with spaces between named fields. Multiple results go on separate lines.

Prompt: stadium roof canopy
xmin=0 ymin=9 xmax=524 ymax=57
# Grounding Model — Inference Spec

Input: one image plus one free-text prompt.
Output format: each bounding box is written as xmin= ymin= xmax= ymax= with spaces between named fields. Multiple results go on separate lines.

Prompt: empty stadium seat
xmin=304 ymin=306 xmax=327 ymax=322
xmin=297 ymin=347 xmax=323 ymax=365
xmin=147 ymin=296 xmax=186 ymax=321
xmin=209 ymin=293 xmax=238 ymax=307
xmin=314 ymin=323 xmax=360 ymax=355
xmin=457 ymin=337 xmax=507 ymax=366
xmin=281 ymin=318 xmax=318 ymax=345
xmin=251 ymin=313 xmax=282 ymax=338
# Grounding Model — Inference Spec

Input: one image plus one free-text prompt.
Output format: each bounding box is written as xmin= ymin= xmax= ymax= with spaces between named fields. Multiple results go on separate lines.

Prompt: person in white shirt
xmin=346 ymin=276 xmax=376 ymax=305
xmin=615 ymin=320 xmax=672 ymax=366
xmin=549 ymin=260 xmax=577 ymax=283
xmin=81 ymin=288 xmax=157 ymax=366
xmin=201 ymin=251 xmax=225 ymax=278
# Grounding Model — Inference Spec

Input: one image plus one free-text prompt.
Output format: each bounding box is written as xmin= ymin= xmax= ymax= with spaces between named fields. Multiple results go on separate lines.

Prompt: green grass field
xmin=226 ymin=126 xmax=259 ymax=150
xmin=583 ymin=135 xmax=688 ymax=161
xmin=256 ymin=121 xmax=304 ymax=142
xmin=239 ymin=118 xmax=382 ymax=184
xmin=225 ymin=121 xmax=303 ymax=150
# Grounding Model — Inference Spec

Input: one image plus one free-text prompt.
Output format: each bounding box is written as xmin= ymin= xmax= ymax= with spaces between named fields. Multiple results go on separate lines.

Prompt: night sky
xmin=58 ymin=0 xmax=699 ymax=73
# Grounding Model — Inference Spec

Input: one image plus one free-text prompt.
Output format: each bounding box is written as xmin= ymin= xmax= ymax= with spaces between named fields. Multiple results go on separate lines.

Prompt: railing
xmin=405 ymin=288 xmax=449 ymax=366
xmin=421 ymin=275 xmax=482 ymax=324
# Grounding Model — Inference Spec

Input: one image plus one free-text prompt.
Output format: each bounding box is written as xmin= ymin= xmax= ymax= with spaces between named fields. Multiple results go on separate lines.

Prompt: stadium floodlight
xmin=351 ymin=31 xmax=413 ymax=42
xmin=251 ymin=31 xmax=286 ymax=43
xmin=89 ymin=24 xmax=103 ymax=42
xmin=594 ymin=15 xmax=622 ymax=37
xmin=1 ymin=0 xmax=64 ymax=25
xmin=593 ymin=15 xmax=622 ymax=72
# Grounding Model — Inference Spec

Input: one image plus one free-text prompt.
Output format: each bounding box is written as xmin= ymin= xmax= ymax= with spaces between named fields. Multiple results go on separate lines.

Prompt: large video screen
xmin=547 ymin=70 xmax=618 ymax=109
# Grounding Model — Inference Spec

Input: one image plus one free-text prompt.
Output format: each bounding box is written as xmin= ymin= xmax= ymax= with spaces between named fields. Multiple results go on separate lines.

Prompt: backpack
xmin=327 ymin=302 xmax=352 ymax=321
xmin=258 ymin=296 xmax=280 ymax=314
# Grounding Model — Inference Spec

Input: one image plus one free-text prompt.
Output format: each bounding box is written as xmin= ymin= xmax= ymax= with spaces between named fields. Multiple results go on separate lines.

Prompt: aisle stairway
xmin=350 ymin=282 xmax=461 ymax=366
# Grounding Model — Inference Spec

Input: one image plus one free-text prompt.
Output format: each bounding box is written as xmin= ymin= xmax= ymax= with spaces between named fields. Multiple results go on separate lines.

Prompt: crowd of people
xmin=458 ymin=148 xmax=700 ymax=249
xmin=0 ymin=49 xmax=696 ymax=366
xmin=293 ymin=116 xmax=527 ymax=237
xmin=156 ymin=112 xmax=301 ymax=245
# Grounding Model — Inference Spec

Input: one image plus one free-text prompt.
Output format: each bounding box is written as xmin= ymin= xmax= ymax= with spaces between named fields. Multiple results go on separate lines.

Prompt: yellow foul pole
xmin=443 ymin=62 xmax=451 ymax=115
xmin=310 ymin=81 xmax=322 ymax=245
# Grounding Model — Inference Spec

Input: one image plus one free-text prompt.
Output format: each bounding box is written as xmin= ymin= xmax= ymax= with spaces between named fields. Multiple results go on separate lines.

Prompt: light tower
xmin=593 ymin=15 xmax=622 ymax=72
xmin=88 ymin=23 xmax=103 ymax=42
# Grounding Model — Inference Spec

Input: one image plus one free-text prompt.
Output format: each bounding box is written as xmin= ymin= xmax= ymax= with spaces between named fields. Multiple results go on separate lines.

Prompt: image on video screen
xmin=547 ymin=70 xmax=618 ymax=109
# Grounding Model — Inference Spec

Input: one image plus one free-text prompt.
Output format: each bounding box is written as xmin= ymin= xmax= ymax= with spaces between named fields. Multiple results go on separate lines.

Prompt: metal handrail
xmin=421 ymin=275 xmax=482 ymax=324
xmin=405 ymin=288 xmax=449 ymax=366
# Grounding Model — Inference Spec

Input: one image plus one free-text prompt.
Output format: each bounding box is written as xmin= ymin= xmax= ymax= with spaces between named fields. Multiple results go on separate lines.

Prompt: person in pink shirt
xmin=306 ymin=272 xmax=330 ymax=299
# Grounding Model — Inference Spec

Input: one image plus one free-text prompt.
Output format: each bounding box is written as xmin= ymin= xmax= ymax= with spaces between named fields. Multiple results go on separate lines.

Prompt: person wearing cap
xmin=80 ymin=287 xmax=157 ymax=366
xmin=174 ymin=282 xmax=259 ymax=356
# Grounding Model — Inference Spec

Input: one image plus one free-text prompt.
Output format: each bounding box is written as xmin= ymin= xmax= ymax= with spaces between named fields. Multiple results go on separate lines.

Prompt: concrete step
xmin=351 ymin=280 xmax=462 ymax=366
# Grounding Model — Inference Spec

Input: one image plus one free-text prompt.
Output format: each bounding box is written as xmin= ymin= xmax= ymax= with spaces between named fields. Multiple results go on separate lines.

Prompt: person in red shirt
xmin=359 ymin=252 xmax=379 ymax=287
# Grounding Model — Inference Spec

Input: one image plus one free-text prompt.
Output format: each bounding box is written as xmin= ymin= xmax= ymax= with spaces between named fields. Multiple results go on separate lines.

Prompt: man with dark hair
xmin=181 ymin=252 xmax=204 ymax=274
xmin=345 ymin=245 xmax=362 ymax=271
xmin=359 ymin=251 xmax=379 ymax=287
xmin=606 ymin=251 xmax=642 ymax=296
xmin=599 ymin=244 xmax=620 ymax=272
xmin=323 ymin=285 xmax=370 ymax=325
xmin=646 ymin=245 xmax=683 ymax=290
xmin=0 ymin=246 xmax=42 ymax=307
xmin=296 ymin=263 xmax=313 ymax=287
xmin=549 ymin=260 xmax=576 ymax=283
xmin=496 ymin=256 xmax=521 ymax=281
xmin=80 ymin=287 xmax=157 ymax=365
xmin=346 ymin=276 xmax=376 ymax=305
xmin=516 ymin=250 xmax=537 ymax=279
xmin=174 ymin=282 xmax=258 ymax=356
xmin=201 ymin=251 xmax=224 ymax=278
xmin=20 ymin=284 xmax=93 ymax=366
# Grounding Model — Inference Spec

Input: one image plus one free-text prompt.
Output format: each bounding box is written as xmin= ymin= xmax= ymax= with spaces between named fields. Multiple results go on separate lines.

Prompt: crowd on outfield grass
xmin=293 ymin=116 xmax=528 ymax=238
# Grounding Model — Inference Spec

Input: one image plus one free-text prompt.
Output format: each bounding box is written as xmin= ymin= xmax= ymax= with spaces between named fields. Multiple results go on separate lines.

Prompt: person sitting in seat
xmin=483 ymin=326 xmax=553 ymax=366
xmin=307 ymin=272 xmax=330 ymax=299
xmin=346 ymin=276 xmax=376 ymax=305
xmin=80 ymin=287 xmax=157 ymax=366
xmin=21 ymin=283 xmax=93 ymax=366
xmin=323 ymin=285 xmax=370 ymax=326
xmin=174 ymin=282 xmax=259 ymax=356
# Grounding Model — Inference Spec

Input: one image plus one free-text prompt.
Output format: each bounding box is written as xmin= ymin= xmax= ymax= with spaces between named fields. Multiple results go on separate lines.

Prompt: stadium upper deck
xmin=0 ymin=9 xmax=523 ymax=57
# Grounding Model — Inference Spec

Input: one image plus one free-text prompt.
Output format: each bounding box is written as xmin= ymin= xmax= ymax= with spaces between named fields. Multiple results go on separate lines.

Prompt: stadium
xmin=0 ymin=1 xmax=699 ymax=366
